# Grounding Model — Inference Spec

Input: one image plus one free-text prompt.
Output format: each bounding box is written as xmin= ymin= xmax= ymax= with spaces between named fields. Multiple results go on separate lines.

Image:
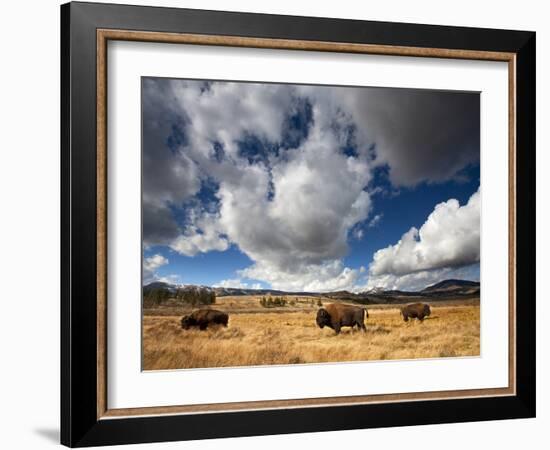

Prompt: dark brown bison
xmin=401 ymin=303 xmax=431 ymax=322
xmin=181 ymin=309 xmax=229 ymax=330
xmin=316 ymin=303 xmax=368 ymax=334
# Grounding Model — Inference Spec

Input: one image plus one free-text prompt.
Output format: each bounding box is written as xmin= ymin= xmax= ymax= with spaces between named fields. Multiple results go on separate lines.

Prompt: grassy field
xmin=142 ymin=295 xmax=480 ymax=370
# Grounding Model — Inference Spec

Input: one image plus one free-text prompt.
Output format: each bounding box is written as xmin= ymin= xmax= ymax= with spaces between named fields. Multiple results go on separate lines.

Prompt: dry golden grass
xmin=142 ymin=299 xmax=479 ymax=370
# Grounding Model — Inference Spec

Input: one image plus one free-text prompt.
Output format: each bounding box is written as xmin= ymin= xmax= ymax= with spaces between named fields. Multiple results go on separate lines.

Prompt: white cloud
xmin=207 ymin=103 xmax=373 ymax=291
xmin=156 ymin=274 xmax=182 ymax=284
xmin=215 ymin=119 xmax=372 ymax=271
xmin=143 ymin=253 xmax=168 ymax=272
xmin=353 ymin=228 xmax=364 ymax=240
xmin=369 ymin=188 xmax=480 ymax=277
xmin=172 ymin=81 xmax=294 ymax=157
xmin=143 ymin=254 xmax=169 ymax=284
xmin=170 ymin=210 xmax=229 ymax=256
xmin=214 ymin=279 xmax=263 ymax=290
xmin=368 ymin=213 xmax=383 ymax=228
xmin=240 ymin=260 xmax=362 ymax=293
xmin=142 ymin=79 xmax=301 ymax=247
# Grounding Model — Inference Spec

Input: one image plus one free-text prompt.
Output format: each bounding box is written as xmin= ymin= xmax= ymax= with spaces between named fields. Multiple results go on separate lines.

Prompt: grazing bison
xmin=181 ymin=309 xmax=229 ymax=330
xmin=401 ymin=303 xmax=431 ymax=322
xmin=316 ymin=303 xmax=368 ymax=334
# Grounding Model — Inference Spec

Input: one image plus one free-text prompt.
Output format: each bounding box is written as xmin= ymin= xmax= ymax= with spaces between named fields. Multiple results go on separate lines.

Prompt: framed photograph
xmin=61 ymin=1 xmax=536 ymax=447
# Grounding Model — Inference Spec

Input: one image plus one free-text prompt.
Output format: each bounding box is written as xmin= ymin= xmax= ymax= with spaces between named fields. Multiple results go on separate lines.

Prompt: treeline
xmin=143 ymin=288 xmax=171 ymax=307
xmin=143 ymin=286 xmax=215 ymax=308
xmin=259 ymin=296 xmax=287 ymax=308
xmin=349 ymin=297 xmax=376 ymax=306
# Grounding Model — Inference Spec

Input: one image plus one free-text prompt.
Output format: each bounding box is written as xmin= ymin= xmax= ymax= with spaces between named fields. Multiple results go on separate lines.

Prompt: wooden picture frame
xmin=61 ymin=1 xmax=535 ymax=447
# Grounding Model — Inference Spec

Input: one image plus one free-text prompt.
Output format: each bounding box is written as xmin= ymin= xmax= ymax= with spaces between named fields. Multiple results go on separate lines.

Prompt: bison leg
xmin=333 ymin=323 xmax=341 ymax=335
xmin=359 ymin=321 xmax=366 ymax=332
xmin=199 ymin=323 xmax=208 ymax=331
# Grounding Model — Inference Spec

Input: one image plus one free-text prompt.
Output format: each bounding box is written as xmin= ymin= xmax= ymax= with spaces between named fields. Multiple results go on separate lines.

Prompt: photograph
xmin=141 ymin=78 xmax=481 ymax=370
xmin=55 ymin=1 xmax=537 ymax=446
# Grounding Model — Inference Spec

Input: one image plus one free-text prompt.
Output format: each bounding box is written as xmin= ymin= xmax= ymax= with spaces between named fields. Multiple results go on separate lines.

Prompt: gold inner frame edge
xmin=96 ymin=29 xmax=517 ymax=420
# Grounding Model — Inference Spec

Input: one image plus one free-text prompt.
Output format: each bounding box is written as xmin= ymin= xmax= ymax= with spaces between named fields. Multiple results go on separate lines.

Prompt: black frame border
xmin=61 ymin=2 xmax=536 ymax=447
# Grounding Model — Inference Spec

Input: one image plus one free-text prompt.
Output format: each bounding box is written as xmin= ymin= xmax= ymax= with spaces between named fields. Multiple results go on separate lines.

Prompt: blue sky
xmin=142 ymin=79 xmax=480 ymax=292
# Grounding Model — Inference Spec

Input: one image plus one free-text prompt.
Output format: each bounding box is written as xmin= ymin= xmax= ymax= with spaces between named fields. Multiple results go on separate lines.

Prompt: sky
xmin=142 ymin=78 xmax=480 ymax=292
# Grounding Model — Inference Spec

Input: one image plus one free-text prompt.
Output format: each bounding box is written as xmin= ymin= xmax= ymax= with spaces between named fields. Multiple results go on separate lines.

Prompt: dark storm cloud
xmin=142 ymin=200 xmax=180 ymax=247
xmin=346 ymin=88 xmax=480 ymax=187
xmin=141 ymin=78 xmax=201 ymax=246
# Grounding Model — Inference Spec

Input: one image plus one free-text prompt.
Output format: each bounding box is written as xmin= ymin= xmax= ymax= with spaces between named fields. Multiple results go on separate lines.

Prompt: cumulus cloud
xmin=240 ymin=260 xmax=364 ymax=293
xmin=143 ymin=254 xmax=169 ymax=284
xmin=170 ymin=210 xmax=229 ymax=256
xmin=142 ymin=79 xmax=302 ymax=245
xmin=369 ymin=188 xmax=480 ymax=277
xmin=209 ymin=98 xmax=372 ymax=291
xmin=142 ymin=78 xmax=479 ymax=291
xmin=216 ymin=118 xmax=372 ymax=272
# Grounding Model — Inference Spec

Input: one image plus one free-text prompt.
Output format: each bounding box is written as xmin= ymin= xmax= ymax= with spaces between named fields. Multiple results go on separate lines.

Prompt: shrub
xmin=260 ymin=296 xmax=287 ymax=308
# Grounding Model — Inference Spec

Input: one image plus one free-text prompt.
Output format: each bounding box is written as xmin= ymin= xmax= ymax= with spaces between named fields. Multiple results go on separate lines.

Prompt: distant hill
xmin=212 ymin=287 xmax=290 ymax=297
xmin=421 ymin=279 xmax=480 ymax=296
xmin=143 ymin=282 xmax=215 ymax=308
xmin=142 ymin=278 xmax=480 ymax=306
xmin=142 ymin=281 xmax=176 ymax=293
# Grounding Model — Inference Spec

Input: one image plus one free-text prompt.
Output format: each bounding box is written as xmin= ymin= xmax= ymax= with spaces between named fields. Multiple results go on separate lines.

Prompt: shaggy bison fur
xmin=401 ymin=303 xmax=431 ymax=322
xmin=181 ymin=309 xmax=229 ymax=330
xmin=316 ymin=303 xmax=368 ymax=334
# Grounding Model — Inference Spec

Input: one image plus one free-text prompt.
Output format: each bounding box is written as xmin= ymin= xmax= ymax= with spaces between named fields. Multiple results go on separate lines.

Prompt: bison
xmin=181 ymin=309 xmax=229 ymax=330
xmin=316 ymin=303 xmax=368 ymax=334
xmin=401 ymin=303 xmax=431 ymax=322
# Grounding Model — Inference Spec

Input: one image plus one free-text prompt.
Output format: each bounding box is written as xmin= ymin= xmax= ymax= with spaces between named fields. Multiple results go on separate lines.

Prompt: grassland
xmin=142 ymin=295 xmax=480 ymax=370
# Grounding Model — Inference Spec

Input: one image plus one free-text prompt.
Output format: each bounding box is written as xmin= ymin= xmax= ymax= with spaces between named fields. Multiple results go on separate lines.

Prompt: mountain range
xmin=143 ymin=278 xmax=480 ymax=304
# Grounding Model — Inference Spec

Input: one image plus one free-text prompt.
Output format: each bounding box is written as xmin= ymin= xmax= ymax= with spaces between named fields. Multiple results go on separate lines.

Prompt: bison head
xmin=181 ymin=315 xmax=196 ymax=330
xmin=316 ymin=308 xmax=331 ymax=329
